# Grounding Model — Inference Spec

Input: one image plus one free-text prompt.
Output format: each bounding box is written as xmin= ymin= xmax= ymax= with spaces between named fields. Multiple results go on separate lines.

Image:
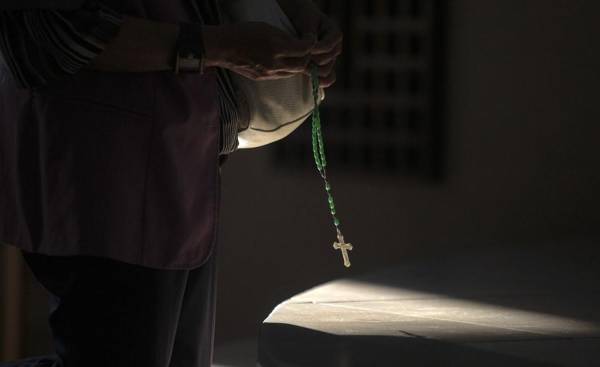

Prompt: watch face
xmin=178 ymin=52 xmax=202 ymax=72
xmin=176 ymin=23 xmax=205 ymax=73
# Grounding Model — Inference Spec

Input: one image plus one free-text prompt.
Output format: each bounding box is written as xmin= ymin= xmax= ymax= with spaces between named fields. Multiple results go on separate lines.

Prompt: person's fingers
xmin=300 ymin=56 xmax=337 ymax=79
xmin=276 ymin=55 xmax=311 ymax=73
xmin=235 ymin=68 xmax=298 ymax=81
xmin=319 ymin=70 xmax=337 ymax=88
xmin=275 ymin=37 xmax=316 ymax=58
xmin=301 ymin=32 xmax=318 ymax=44
xmin=233 ymin=69 xmax=260 ymax=80
xmin=255 ymin=71 xmax=299 ymax=80
xmin=312 ymin=21 xmax=343 ymax=55
xmin=312 ymin=43 xmax=343 ymax=66
xmin=317 ymin=58 xmax=336 ymax=78
xmin=313 ymin=32 xmax=342 ymax=55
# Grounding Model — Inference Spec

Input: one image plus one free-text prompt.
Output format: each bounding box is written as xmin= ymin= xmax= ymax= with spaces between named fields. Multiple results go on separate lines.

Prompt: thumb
xmin=280 ymin=37 xmax=316 ymax=57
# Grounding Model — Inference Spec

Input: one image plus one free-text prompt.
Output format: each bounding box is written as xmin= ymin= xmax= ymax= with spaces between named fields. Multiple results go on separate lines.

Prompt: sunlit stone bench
xmin=258 ymin=248 xmax=600 ymax=367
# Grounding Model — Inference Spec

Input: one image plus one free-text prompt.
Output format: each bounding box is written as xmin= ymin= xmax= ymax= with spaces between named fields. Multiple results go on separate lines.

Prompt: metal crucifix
xmin=333 ymin=231 xmax=353 ymax=268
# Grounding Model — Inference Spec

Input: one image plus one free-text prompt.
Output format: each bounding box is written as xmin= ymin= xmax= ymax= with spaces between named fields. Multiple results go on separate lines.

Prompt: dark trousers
xmin=1 ymin=248 xmax=218 ymax=367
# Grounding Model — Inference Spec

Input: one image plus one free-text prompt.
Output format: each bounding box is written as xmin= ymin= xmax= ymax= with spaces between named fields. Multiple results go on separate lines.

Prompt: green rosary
xmin=311 ymin=65 xmax=353 ymax=268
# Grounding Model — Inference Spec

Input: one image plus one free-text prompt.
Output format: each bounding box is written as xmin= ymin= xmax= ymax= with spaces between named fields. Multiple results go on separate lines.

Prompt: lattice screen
xmin=273 ymin=0 xmax=445 ymax=179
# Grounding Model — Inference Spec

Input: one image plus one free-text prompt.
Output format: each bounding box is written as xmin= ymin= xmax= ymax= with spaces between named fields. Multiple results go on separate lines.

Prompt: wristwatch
xmin=174 ymin=22 xmax=206 ymax=74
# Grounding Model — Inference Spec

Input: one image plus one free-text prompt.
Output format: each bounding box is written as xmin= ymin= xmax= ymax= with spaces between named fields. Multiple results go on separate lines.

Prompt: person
xmin=0 ymin=0 xmax=342 ymax=366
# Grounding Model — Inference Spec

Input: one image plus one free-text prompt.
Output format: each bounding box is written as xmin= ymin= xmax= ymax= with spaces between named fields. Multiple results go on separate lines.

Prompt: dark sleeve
xmin=0 ymin=1 xmax=123 ymax=89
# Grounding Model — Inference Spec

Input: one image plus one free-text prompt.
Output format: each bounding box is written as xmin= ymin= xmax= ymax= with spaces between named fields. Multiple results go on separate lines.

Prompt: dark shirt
xmin=0 ymin=2 xmax=123 ymax=89
xmin=0 ymin=0 xmax=235 ymax=269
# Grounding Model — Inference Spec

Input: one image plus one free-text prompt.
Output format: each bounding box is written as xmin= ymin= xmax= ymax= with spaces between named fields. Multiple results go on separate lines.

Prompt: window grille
xmin=272 ymin=0 xmax=445 ymax=179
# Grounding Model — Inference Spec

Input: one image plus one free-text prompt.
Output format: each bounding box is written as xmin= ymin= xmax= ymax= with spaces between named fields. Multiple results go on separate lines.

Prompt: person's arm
xmin=87 ymin=16 xmax=177 ymax=72
xmin=0 ymin=1 xmax=123 ymax=88
xmin=0 ymin=2 xmax=317 ymax=89
xmin=0 ymin=0 xmax=85 ymax=10
xmin=92 ymin=20 xmax=317 ymax=80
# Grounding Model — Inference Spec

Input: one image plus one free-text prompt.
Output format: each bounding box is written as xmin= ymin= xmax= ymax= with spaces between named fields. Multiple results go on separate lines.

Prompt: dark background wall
xmin=2 ymin=0 xmax=599 ymax=357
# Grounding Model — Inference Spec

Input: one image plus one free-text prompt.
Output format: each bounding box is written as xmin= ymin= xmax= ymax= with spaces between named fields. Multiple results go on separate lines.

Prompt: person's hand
xmin=277 ymin=0 xmax=343 ymax=88
xmin=202 ymin=22 xmax=316 ymax=80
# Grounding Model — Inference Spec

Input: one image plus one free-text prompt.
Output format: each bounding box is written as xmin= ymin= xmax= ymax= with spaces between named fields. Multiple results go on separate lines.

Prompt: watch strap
xmin=174 ymin=22 xmax=206 ymax=74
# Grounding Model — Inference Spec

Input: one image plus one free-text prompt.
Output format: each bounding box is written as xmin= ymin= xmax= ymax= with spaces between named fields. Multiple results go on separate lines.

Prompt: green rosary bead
xmin=311 ymin=64 xmax=344 ymax=233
